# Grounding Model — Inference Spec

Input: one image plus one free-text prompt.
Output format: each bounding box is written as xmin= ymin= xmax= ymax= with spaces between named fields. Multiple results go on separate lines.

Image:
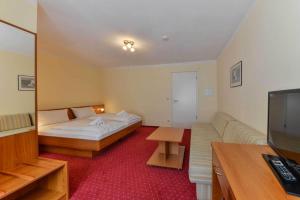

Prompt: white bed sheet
xmin=91 ymin=113 xmax=141 ymax=124
xmin=38 ymin=116 xmax=141 ymax=141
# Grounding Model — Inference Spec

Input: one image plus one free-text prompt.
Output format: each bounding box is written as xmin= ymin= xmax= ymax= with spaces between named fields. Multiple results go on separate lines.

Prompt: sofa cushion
xmin=30 ymin=113 xmax=35 ymax=126
xmin=192 ymin=122 xmax=213 ymax=130
xmin=189 ymin=113 xmax=266 ymax=200
xmin=189 ymin=115 xmax=266 ymax=185
xmin=0 ymin=113 xmax=32 ymax=132
xmin=189 ymin=123 xmax=221 ymax=184
xmin=222 ymin=121 xmax=267 ymax=145
xmin=211 ymin=112 xmax=235 ymax=137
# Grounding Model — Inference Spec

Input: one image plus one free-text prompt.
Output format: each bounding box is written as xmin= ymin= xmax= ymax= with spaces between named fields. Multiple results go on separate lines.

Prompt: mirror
xmin=0 ymin=21 xmax=36 ymax=136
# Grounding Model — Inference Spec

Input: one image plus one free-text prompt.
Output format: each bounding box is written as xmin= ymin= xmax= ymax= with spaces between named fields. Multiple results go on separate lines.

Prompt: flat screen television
xmin=268 ymin=89 xmax=300 ymax=164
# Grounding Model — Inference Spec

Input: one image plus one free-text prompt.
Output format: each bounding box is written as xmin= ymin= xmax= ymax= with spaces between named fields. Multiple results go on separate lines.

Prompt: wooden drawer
xmin=212 ymin=150 xmax=235 ymax=200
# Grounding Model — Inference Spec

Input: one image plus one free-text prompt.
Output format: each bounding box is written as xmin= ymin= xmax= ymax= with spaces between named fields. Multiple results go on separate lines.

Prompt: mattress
xmin=38 ymin=115 xmax=141 ymax=141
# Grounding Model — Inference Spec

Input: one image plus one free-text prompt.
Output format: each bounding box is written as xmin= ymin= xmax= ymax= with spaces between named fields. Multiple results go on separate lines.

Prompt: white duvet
xmin=52 ymin=118 xmax=126 ymax=134
xmin=38 ymin=113 xmax=142 ymax=141
xmin=90 ymin=113 xmax=141 ymax=124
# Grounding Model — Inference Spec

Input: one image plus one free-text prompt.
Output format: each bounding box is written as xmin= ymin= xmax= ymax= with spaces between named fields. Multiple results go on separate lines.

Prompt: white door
xmin=172 ymin=72 xmax=197 ymax=128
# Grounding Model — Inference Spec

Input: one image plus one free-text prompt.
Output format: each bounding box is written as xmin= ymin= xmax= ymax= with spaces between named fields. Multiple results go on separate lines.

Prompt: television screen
xmin=268 ymin=89 xmax=300 ymax=164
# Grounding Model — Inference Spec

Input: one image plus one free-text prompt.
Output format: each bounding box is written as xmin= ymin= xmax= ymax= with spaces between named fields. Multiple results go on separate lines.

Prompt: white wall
xmin=217 ymin=0 xmax=300 ymax=133
xmin=100 ymin=61 xmax=218 ymax=127
xmin=0 ymin=51 xmax=35 ymax=115
xmin=37 ymin=51 xmax=103 ymax=110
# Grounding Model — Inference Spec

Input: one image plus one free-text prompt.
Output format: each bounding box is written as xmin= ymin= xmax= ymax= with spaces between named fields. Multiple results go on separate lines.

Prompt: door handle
xmin=173 ymin=99 xmax=179 ymax=103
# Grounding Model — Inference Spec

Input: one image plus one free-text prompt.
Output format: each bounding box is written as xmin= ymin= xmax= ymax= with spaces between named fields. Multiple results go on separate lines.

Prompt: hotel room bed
xmin=38 ymin=105 xmax=142 ymax=158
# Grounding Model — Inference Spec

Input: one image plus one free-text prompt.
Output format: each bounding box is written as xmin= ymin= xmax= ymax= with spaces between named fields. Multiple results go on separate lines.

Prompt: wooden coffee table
xmin=146 ymin=127 xmax=185 ymax=169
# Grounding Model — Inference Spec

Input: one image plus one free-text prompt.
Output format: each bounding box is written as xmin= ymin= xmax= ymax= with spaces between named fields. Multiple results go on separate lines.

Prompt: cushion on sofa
xmin=192 ymin=122 xmax=213 ymax=130
xmin=189 ymin=113 xmax=266 ymax=200
xmin=30 ymin=113 xmax=35 ymax=125
xmin=0 ymin=113 xmax=32 ymax=132
xmin=222 ymin=121 xmax=267 ymax=145
xmin=211 ymin=112 xmax=235 ymax=137
xmin=189 ymin=122 xmax=222 ymax=184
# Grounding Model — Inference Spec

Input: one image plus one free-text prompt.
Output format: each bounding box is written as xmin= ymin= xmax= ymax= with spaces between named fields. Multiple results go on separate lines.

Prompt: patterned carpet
xmin=41 ymin=126 xmax=196 ymax=200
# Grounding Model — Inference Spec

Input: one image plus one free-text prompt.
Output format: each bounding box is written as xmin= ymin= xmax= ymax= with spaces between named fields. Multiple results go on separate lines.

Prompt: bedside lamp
xmin=95 ymin=107 xmax=105 ymax=113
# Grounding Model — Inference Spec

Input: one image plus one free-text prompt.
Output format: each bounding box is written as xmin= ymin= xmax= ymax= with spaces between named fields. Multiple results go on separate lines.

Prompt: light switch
xmin=204 ymin=88 xmax=214 ymax=96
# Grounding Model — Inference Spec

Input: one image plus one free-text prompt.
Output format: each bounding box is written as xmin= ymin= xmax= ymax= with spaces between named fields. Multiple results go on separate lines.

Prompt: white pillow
xmin=38 ymin=109 xmax=69 ymax=126
xmin=71 ymin=107 xmax=96 ymax=119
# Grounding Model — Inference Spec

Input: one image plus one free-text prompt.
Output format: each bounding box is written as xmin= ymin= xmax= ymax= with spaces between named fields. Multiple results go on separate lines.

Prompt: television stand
xmin=212 ymin=142 xmax=300 ymax=200
xmin=263 ymin=154 xmax=300 ymax=197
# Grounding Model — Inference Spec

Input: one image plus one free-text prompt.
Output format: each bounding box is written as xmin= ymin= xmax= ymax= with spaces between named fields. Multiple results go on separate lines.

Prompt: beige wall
xmin=36 ymin=1 xmax=103 ymax=110
xmin=37 ymin=51 xmax=103 ymax=109
xmin=0 ymin=51 xmax=35 ymax=115
xmin=217 ymin=0 xmax=300 ymax=133
xmin=100 ymin=61 xmax=218 ymax=126
xmin=0 ymin=0 xmax=37 ymax=32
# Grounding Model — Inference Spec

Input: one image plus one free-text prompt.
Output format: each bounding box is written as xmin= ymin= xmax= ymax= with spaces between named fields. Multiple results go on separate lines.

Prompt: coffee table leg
xmin=165 ymin=142 xmax=170 ymax=159
xmin=158 ymin=141 xmax=181 ymax=162
xmin=169 ymin=142 xmax=180 ymax=155
xmin=158 ymin=141 xmax=170 ymax=160
xmin=147 ymin=142 xmax=185 ymax=169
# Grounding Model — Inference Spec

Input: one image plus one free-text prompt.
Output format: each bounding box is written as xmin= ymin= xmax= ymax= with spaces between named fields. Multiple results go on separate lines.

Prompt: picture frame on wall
xmin=230 ymin=61 xmax=242 ymax=88
xmin=18 ymin=75 xmax=35 ymax=91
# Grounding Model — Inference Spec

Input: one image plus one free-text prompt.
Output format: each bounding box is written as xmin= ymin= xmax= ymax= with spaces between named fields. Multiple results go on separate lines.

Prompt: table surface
xmin=212 ymin=142 xmax=300 ymax=200
xmin=146 ymin=127 xmax=184 ymax=143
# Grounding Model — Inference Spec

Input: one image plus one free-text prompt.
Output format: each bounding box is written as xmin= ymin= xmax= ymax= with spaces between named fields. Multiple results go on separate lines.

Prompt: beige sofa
xmin=0 ymin=113 xmax=35 ymax=135
xmin=189 ymin=112 xmax=266 ymax=200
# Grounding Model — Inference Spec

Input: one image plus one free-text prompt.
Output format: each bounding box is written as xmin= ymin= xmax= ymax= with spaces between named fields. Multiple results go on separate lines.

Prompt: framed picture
xmin=230 ymin=61 xmax=242 ymax=88
xmin=18 ymin=75 xmax=35 ymax=91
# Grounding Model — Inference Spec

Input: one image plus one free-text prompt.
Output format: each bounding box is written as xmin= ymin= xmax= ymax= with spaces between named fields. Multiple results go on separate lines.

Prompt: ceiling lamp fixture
xmin=122 ymin=40 xmax=135 ymax=52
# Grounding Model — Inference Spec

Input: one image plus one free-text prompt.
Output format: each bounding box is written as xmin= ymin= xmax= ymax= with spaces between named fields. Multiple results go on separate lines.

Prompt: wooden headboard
xmin=39 ymin=104 xmax=105 ymax=120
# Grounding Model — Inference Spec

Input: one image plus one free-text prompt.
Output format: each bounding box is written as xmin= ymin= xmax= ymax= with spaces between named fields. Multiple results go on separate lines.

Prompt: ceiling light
xmin=123 ymin=40 xmax=135 ymax=52
xmin=127 ymin=43 xmax=132 ymax=48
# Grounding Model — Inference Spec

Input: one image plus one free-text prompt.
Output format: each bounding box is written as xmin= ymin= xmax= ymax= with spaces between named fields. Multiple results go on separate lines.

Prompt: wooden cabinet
xmin=0 ymin=131 xmax=68 ymax=200
xmin=212 ymin=149 xmax=235 ymax=200
xmin=212 ymin=142 xmax=300 ymax=200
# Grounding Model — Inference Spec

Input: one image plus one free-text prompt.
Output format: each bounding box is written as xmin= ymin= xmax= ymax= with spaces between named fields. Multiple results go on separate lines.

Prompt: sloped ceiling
xmin=38 ymin=0 xmax=254 ymax=67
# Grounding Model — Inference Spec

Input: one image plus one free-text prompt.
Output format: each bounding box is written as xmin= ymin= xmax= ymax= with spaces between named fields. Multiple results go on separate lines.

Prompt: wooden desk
xmin=212 ymin=142 xmax=300 ymax=200
xmin=146 ymin=127 xmax=185 ymax=169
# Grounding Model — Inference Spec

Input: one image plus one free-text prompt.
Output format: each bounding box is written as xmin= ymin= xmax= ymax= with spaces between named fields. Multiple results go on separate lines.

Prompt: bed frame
xmin=38 ymin=105 xmax=142 ymax=158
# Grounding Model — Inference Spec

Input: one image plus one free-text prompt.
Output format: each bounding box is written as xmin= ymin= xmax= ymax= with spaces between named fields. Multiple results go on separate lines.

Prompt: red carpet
xmin=41 ymin=126 xmax=196 ymax=200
